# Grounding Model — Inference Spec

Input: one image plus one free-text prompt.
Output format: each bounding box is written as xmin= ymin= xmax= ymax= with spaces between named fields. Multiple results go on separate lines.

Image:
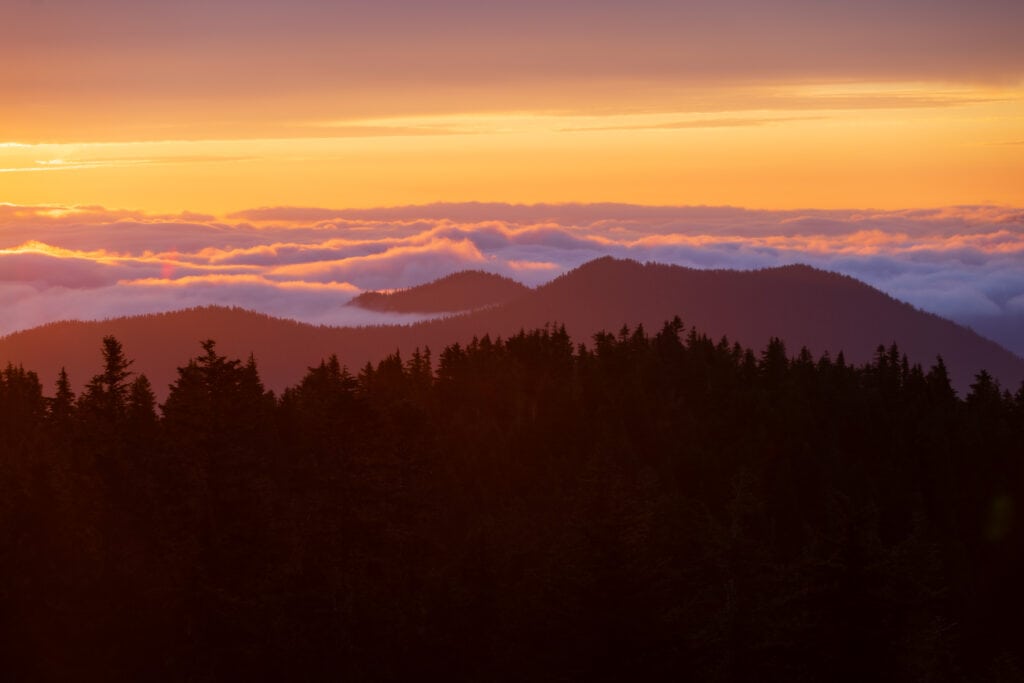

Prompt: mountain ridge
xmin=1 ymin=258 xmax=1020 ymax=399
xmin=348 ymin=270 xmax=530 ymax=313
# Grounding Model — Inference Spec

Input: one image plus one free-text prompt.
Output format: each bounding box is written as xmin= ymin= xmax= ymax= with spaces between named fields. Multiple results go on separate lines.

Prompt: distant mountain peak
xmin=348 ymin=270 xmax=530 ymax=314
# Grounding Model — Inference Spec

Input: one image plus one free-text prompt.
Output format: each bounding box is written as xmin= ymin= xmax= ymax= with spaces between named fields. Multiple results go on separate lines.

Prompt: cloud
xmin=0 ymin=154 xmax=256 ymax=174
xmin=0 ymin=280 xmax=431 ymax=336
xmin=269 ymin=237 xmax=489 ymax=289
xmin=559 ymin=116 xmax=826 ymax=132
xmin=508 ymin=260 xmax=559 ymax=272
xmin=2 ymin=202 xmax=1023 ymax=356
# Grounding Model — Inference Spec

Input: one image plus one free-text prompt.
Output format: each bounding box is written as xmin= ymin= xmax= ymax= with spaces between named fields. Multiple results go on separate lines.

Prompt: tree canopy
xmin=1 ymin=321 xmax=1022 ymax=680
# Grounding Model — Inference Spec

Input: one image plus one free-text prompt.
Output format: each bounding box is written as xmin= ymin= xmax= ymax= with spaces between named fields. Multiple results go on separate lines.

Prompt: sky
xmin=1 ymin=1 xmax=1023 ymax=353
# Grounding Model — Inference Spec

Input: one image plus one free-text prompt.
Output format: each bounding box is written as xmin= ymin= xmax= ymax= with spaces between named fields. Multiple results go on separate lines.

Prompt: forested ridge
xmin=1 ymin=319 xmax=1023 ymax=681
xmin=5 ymin=259 xmax=1022 ymax=400
xmin=349 ymin=270 xmax=530 ymax=313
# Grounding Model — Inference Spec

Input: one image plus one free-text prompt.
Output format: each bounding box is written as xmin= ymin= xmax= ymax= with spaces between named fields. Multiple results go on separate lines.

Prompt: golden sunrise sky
xmin=3 ymin=0 xmax=1023 ymax=214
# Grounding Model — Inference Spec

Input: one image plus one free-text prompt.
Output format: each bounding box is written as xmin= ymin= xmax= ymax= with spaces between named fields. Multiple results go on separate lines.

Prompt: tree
xmin=0 ymin=363 xmax=46 ymax=453
xmin=78 ymin=335 xmax=133 ymax=427
xmin=49 ymin=367 xmax=76 ymax=425
xmin=162 ymin=340 xmax=271 ymax=446
xmin=967 ymin=369 xmax=1003 ymax=412
xmin=126 ymin=375 xmax=159 ymax=449
xmin=759 ymin=336 xmax=788 ymax=390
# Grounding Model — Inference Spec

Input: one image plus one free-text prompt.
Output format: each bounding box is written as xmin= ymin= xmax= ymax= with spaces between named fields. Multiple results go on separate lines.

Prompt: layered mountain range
xmin=2 ymin=257 xmax=1021 ymax=398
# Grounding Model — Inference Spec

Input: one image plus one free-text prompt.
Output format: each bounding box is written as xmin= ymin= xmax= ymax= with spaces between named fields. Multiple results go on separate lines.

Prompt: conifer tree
xmin=78 ymin=335 xmax=133 ymax=426
xmin=0 ymin=364 xmax=46 ymax=453
xmin=49 ymin=366 xmax=76 ymax=427
xmin=126 ymin=374 xmax=159 ymax=448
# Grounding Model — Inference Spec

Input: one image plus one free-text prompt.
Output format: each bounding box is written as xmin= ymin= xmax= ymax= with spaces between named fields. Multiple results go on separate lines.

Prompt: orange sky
xmin=2 ymin=1 xmax=1023 ymax=214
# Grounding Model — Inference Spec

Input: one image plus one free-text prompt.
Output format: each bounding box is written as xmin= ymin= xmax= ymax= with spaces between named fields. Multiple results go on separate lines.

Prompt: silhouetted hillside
xmin=3 ymin=318 xmax=1023 ymax=680
xmin=471 ymin=257 xmax=1024 ymax=394
xmin=1 ymin=258 xmax=1021 ymax=397
xmin=348 ymin=270 xmax=530 ymax=313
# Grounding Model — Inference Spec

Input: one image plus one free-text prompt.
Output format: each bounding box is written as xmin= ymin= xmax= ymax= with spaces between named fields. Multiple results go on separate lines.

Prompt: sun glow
xmin=0 ymin=81 xmax=1020 ymax=215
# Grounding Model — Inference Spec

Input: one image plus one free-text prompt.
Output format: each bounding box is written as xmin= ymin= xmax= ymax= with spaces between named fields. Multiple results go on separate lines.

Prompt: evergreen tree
xmin=78 ymin=335 xmax=133 ymax=427
xmin=126 ymin=374 xmax=159 ymax=448
xmin=0 ymin=363 xmax=46 ymax=453
xmin=49 ymin=367 xmax=76 ymax=426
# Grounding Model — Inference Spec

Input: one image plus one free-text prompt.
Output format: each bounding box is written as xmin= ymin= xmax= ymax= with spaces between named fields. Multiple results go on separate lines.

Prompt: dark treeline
xmin=1 ymin=319 xmax=1023 ymax=681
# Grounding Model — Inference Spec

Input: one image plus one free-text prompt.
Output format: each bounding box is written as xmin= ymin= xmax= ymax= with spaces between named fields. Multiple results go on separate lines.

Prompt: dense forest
xmin=1 ymin=319 xmax=1023 ymax=681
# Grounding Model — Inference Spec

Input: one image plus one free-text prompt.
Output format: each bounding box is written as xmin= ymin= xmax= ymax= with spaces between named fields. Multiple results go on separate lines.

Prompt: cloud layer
xmin=2 ymin=202 xmax=1023 ymax=355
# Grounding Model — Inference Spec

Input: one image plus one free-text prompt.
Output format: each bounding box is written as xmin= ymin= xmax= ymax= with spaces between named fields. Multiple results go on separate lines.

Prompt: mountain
xmin=2 ymin=257 xmax=1021 ymax=398
xmin=348 ymin=270 xmax=530 ymax=313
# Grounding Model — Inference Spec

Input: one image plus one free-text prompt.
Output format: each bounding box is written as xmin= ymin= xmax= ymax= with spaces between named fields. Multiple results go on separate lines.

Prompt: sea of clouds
xmin=2 ymin=202 xmax=1022 ymax=355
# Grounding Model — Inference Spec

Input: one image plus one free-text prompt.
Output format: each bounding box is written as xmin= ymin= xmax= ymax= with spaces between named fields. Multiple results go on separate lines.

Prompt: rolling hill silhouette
xmin=2 ymin=257 xmax=1021 ymax=399
xmin=348 ymin=270 xmax=530 ymax=313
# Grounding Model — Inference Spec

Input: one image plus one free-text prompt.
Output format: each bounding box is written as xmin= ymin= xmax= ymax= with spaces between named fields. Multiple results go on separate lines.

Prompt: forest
xmin=1 ymin=319 xmax=1023 ymax=681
